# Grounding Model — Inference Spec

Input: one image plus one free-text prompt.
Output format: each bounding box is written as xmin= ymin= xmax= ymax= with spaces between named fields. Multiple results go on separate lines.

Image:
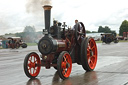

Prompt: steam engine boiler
xmin=24 ymin=5 xmax=98 ymax=80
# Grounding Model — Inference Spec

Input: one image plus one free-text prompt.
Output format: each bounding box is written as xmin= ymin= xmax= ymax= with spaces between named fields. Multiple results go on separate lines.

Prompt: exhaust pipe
xmin=43 ymin=5 xmax=52 ymax=34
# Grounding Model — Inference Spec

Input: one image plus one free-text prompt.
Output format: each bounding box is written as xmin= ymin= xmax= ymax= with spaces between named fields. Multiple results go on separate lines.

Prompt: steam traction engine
xmin=24 ymin=5 xmax=98 ymax=79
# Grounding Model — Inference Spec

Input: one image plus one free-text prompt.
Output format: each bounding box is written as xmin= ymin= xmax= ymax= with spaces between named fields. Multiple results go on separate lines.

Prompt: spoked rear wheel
xmin=57 ymin=51 xmax=72 ymax=79
xmin=24 ymin=52 xmax=41 ymax=78
xmin=81 ymin=38 xmax=97 ymax=71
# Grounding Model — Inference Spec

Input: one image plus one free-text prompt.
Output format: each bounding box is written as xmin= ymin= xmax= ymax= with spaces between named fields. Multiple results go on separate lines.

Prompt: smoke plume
xmin=26 ymin=0 xmax=52 ymax=13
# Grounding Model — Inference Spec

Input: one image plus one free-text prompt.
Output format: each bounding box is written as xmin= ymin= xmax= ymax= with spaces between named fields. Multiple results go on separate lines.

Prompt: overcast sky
xmin=0 ymin=0 xmax=128 ymax=35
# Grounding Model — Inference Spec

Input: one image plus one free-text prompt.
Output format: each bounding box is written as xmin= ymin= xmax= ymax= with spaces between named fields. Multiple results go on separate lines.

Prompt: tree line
xmin=119 ymin=20 xmax=128 ymax=36
xmin=87 ymin=20 xmax=128 ymax=36
xmin=4 ymin=19 xmax=128 ymax=43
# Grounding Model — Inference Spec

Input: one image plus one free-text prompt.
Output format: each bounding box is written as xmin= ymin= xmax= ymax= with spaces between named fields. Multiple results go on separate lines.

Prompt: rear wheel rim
xmin=27 ymin=53 xmax=41 ymax=77
xmin=87 ymin=38 xmax=97 ymax=69
xmin=61 ymin=53 xmax=72 ymax=78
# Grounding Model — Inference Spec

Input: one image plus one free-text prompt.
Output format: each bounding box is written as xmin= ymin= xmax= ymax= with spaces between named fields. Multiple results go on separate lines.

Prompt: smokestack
xmin=43 ymin=5 xmax=52 ymax=34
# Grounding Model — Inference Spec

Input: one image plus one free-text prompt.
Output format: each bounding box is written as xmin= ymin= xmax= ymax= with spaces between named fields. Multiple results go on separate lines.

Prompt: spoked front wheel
xmin=24 ymin=52 xmax=41 ymax=78
xmin=57 ymin=51 xmax=72 ymax=80
xmin=81 ymin=38 xmax=97 ymax=71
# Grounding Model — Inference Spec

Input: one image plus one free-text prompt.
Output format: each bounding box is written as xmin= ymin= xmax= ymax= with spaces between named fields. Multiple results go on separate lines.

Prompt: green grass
xmin=1 ymin=40 xmax=128 ymax=49
xmin=96 ymin=41 xmax=102 ymax=43
xmin=26 ymin=43 xmax=37 ymax=46
xmin=96 ymin=40 xmax=128 ymax=43
xmin=118 ymin=40 xmax=128 ymax=42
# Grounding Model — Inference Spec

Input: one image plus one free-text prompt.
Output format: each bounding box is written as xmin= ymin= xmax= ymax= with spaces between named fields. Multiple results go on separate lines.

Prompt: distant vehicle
xmin=117 ymin=36 xmax=124 ymax=40
xmin=7 ymin=37 xmax=27 ymax=49
xmin=123 ymin=32 xmax=128 ymax=40
xmin=101 ymin=33 xmax=119 ymax=44
xmin=86 ymin=33 xmax=102 ymax=41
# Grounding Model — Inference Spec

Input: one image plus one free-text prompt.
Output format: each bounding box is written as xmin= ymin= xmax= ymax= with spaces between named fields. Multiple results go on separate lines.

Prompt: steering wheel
xmin=74 ymin=22 xmax=86 ymax=45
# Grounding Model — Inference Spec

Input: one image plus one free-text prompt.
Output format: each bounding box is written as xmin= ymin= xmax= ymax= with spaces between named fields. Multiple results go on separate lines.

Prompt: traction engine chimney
xmin=43 ymin=5 xmax=52 ymax=34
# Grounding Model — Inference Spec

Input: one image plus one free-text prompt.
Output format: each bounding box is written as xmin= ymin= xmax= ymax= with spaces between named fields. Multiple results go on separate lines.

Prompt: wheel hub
xmin=30 ymin=63 xmax=35 ymax=68
xmin=42 ymin=44 xmax=47 ymax=48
